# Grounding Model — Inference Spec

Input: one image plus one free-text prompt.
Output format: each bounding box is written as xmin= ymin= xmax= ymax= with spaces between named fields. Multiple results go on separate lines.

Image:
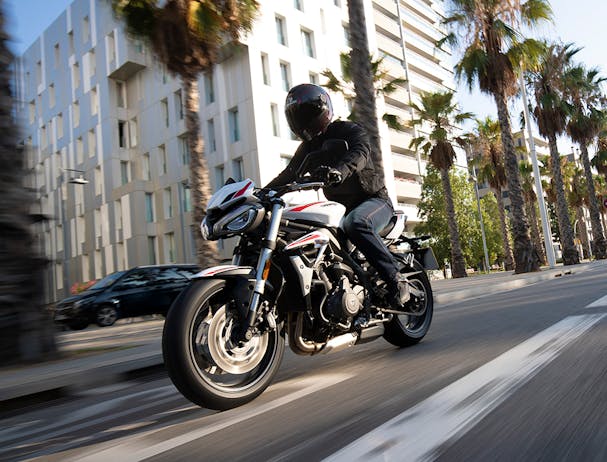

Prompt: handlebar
xmin=256 ymin=181 xmax=324 ymax=201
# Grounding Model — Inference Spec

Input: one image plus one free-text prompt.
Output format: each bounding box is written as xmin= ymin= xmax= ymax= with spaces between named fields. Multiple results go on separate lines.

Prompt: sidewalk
xmin=1 ymin=260 xmax=604 ymax=404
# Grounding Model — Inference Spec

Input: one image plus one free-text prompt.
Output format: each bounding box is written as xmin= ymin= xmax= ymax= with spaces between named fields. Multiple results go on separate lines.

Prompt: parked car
xmin=53 ymin=264 xmax=200 ymax=330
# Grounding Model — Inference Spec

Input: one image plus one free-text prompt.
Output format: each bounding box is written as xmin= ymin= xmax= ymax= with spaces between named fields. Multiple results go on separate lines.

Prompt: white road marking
xmin=73 ymin=373 xmax=353 ymax=462
xmin=325 ymin=313 xmax=606 ymax=462
xmin=586 ymin=294 xmax=607 ymax=308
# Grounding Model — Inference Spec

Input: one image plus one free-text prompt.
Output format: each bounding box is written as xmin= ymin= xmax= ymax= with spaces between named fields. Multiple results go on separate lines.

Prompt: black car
xmin=53 ymin=264 xmax=200 ymax=330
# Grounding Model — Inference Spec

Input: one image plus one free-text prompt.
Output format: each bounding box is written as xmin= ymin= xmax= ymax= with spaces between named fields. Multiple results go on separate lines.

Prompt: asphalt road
xmin=2 ymin=264 xmax=607 ymax=462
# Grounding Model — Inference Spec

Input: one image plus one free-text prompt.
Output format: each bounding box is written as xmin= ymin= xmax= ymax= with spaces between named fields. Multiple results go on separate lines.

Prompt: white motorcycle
xmin=163 ymin=140 xmax=438 ymax=410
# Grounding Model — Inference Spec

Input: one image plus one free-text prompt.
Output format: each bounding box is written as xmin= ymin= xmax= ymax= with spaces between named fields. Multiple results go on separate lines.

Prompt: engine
xmin=323 ymin=276 xmax=364 ymax=325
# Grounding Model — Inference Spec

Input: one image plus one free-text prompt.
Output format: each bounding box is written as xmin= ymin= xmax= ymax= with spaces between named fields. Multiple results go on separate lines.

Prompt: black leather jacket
xmin=266 ymin=120 xmax=389 ymax=212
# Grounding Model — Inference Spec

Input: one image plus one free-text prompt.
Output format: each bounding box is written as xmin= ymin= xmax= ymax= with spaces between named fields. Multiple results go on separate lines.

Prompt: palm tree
xmin=472 ymin=117 xmax=514 ymax=270
xmin=0 ymin=2 xmax=56 ymax=363
xmin=410 ymin=91 xmax=473 ymax=278
xmin=527 ymin=43 xmax=579 ymax=265
xmin=346 ymin=0 xmax=383 ymax=171
xmin=322 ymin=52 xmax=407 ymax=130
xmin=567 ymin=165 xmax=591 ymax=259
xmin=112 ymin=0 xmax=259 ymax=267
xmin=519 ymin=160 xmax=547 ymax=265
xmin=565 ymin=65 xmax=607 ymax=258
xmin=441 ymin=0 xmax=550 ymax=273
xmin=593 ymin=135 xmax=607 ymax=180
xmin=594 ymin=174 xmax=607 ymax=233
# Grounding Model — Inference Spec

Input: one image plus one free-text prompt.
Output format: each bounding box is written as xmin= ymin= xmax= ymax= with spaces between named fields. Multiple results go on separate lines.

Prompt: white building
xmin=14 ymin=0 xmax=454 ymax=302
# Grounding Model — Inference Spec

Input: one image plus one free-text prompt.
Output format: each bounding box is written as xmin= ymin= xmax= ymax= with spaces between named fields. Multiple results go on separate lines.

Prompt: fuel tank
xmin=282 ymin=201 xmax=346 ymax=228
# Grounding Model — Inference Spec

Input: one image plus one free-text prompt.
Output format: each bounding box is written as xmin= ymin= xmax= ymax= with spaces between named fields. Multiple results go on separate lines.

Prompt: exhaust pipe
xmin=320 ymin=333 xmax=358 ymax=354
xmin=288 ymin=313 xmax=360 ymax=356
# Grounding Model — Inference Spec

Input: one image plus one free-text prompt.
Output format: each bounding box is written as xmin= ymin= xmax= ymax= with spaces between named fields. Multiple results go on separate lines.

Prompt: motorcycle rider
xmin=266 ymin=83 xmax=409 ymax=309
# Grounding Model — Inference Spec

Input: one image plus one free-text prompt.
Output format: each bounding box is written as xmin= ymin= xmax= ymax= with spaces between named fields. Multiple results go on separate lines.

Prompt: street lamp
xmin=468 ymin=163 xmax=491 ymax=272
xmin=59 ymin=168 xmax=88 ymax=298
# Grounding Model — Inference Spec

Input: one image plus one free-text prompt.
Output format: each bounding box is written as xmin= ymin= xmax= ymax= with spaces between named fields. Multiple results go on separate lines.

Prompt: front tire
xmin=383 ymin=263 xmax=433 ymax=347
xmin=162 ymin=279 xmax=285 ymax=410
xmin=96 ymin=305 xmax=118 ymax=327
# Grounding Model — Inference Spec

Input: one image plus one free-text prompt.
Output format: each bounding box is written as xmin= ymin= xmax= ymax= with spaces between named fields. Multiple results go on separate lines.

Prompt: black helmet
xmin=285 ymin=84 xmax=333 ymax=141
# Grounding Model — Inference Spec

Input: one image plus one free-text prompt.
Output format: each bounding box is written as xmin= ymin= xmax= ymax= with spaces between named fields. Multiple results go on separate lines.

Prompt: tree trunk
xmin=347 ymin=0 xmax=383 ymax=174
xmin=526 ymin=196 xmax=547 ymax=265
xmin=546 ymin=134 xmax=579 ymax=265
xmin=579 ymin=143 xmax=607 ymax=259
xmin=493 ymin=91 xmax=540 ymax=273
xmin=0 ymin=1 xmax=56 ymax=364
xmin=494 ymin=187 xmax=514 ymax=270
xmin=440 ymin=167 xmax=467 ymax=278
xmin=183 ymin=77 xmax=219 ymax=267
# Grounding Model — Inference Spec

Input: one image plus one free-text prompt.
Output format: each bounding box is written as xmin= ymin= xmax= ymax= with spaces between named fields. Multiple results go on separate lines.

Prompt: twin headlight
xmin=201 ymin=203 xmax=265 ymax=240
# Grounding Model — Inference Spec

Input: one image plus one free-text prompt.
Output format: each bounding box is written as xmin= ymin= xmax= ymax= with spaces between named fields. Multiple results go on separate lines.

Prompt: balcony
xmin=373 ymin=9 xmax=401 ymax=39
xmin=108 ymin=35 xmax=147 ymax=81
xmin=394 ymin=176 xmax=422 ymax=200
xmin=405 ymin=0 xmax=438 ymax=22
xmin=392 ymin=153 xmax=420 ymax=176
xmin=387 ymin=129 xmax=414 ymax=152
xmin=401 ymin=6 xmax=443 ymax=43
xmin=376 ymin=34 xmax=403 ymax=61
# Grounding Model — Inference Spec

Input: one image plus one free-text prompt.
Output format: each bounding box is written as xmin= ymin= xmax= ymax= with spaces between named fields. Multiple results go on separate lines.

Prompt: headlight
xmin=202 ymin=204 xmax=264 ymax=240
xmin=74 ymin=297 xmax=94 ymax=308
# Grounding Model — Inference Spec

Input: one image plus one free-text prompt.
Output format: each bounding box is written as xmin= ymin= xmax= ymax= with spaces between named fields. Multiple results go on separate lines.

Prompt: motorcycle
xmin=162 ymin=140 xmax=438 ymax=410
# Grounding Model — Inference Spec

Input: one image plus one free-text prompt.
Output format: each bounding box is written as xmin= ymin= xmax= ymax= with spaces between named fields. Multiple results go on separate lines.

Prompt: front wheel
xmin=162 ymin=279 xmax=285 ymax=410
xmin=383 ymin=263 xmax=433 ymax=347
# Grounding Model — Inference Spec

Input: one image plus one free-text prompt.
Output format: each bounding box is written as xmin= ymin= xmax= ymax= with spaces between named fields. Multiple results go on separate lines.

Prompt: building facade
xmin=14 ymin=0 xmax=454 ymax=302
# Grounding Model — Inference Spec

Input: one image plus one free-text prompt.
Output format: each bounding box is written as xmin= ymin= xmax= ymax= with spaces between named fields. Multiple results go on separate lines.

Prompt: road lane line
xmin=73 ymin=373 xmax=353 ymax=462
xmin=325 ymin=313 xmax=606 ymax=462
xmin=586 ymin=295 xmax=607 ymax=308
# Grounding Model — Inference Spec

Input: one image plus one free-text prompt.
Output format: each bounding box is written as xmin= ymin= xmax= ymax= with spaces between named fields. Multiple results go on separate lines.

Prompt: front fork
xmin=238 ymin=199 xmax=284 ymax=341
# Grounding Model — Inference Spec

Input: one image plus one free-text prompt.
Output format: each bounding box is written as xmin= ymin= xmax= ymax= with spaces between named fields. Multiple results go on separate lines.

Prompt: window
xmin=309 ymin=72 xmax=319 ymax=85
xmin=271 ymin=103 xmax=280 ymax=136
xmin=204 ymin=72 xmax=215 ymax=104
xmin=82 ymin=16 xmax=90 ymax=43
xmin=145 ymin=192 xmax=155 ymax=222
xmin=94 ymin=208 xmax=102 ymax=238
xmin=179 ymin=136 xmax=190 ymax=165
xmin=73 ymin=62 xmax=80 ymax=89
xmin=54 ymin=43 xmax=60 ymax=68
xmin=215 ymin=165 xmax=225 ymax=190
xmin=158 ymin=144 xmax=167 ymax=174
xmin=207 ymin=119 xmax=216 ymax=152
xmin=49 ymin=84 xmax=55 ymax=107
xmin=95 ymin=166 xmax=102 ymax=195
xmin=29 ymin=101 xmax=35 ymax=124
xmin=87 ymin=49 xmax=96 ymax=80
xmin=129 ymin=117 xmax=138 ymax=148
xmin=261 ymin=53 xmax=270 ymax=85
xmin=343 ymin=24 xmax=350 ymax=47
xmin=56 ymin=113 xmax=63 ymax=139
xmin=174 ymin=90 xmax=184 ymax=120
xmin=116 ymin=81 xmax=126 ymax=108
xmin=120 ymin=160 xmax=130 ymax=185
xmin=301 ymin=29 xmax=315 ymax=58
xmin=68 ymin=31 xmax=74 ymax=55
xmin=164 ymin=233 xmax=176 ymax=263
xmin=143 ymin=153 xmax=151 ymax=180
xmin=107 ymin=32 xmax=116 ymax=63
xmin=115 ymin=200 xmax=123 ymax=230
xmin=147 ymin=237 xmax=157 ymax=264
xmin=294 ymin=0 xmax=303 ymax=11
xmin=36 ymin=61 xmax=42 ymax=86
xmin=228 ymin=107 xmax=240 ymax=142
xmin=73 ymin=101 xmax=80 ymax=127
xmin=88 ymin=129 xmax=96 ymax=158
xmin=90 ymin=87 xmax=98 ymax=115
xmin=232 ymin=158 xmax=244 ymax=182
xmin=280 ymin=62 xmax=291 ymax=91
xmin=164 ymin=187 xmax=173 ymax=218
xmin=181 ymin=182 xmax=192 ymax=212
xmin=161 ymin=98 xmax=169 ymax=127
xmin=275 ymin=16 xmax=287 ymax=46
xmin=76 ymin=137 xmax=83 ymax=164
xmin=118 ymin=120 xmax=127 ymax=148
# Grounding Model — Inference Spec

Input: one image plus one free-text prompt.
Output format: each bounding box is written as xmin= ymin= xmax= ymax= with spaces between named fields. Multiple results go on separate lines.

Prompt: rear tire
xmin=163 ymin=279 xmax=285 ymax=410
xmin=383 ymin=263 xmax=433 ymax=347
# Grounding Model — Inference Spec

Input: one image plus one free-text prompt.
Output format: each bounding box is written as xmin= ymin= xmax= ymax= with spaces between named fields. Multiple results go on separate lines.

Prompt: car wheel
xmin=96 ymin=305 xmax=118 ymax=327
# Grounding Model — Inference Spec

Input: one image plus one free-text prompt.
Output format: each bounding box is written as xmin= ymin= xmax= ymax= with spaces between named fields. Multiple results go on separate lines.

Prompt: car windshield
xmin=87 ymin=271 xmax=127 ymax=290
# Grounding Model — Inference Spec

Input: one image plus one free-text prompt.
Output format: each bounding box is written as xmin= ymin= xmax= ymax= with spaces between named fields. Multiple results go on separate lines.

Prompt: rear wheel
xmin=163 ymin=279 xmax=285 ymax=410
xmin=383 ymin=263 xmax=433 ymax=347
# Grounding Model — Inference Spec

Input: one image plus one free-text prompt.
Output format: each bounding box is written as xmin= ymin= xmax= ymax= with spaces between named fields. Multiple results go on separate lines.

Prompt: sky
xmin=7 ymin=0 xmax=607 ymax=150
